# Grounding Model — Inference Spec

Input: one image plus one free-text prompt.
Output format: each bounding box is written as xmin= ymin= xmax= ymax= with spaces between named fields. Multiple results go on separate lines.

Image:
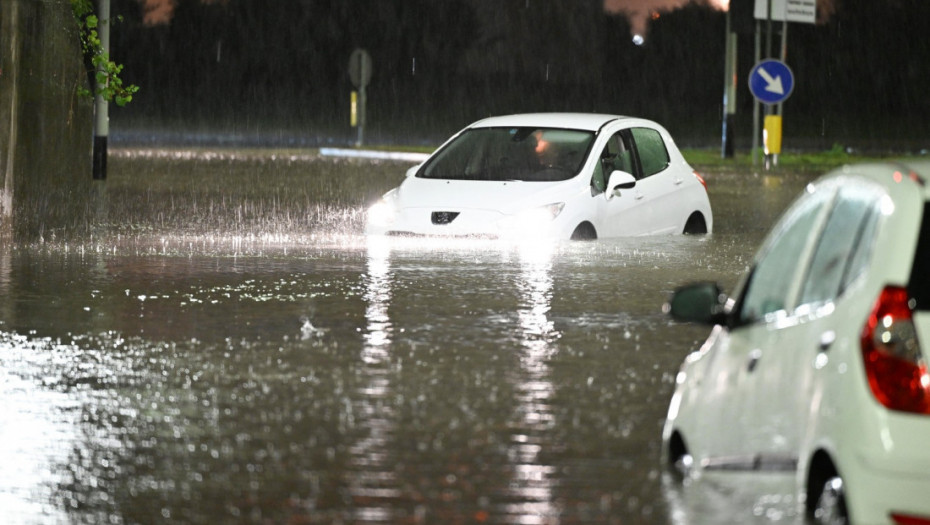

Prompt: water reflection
xmin=346 ymin=236 xmax=401 ymax=521
xmin=353 ymin=238 xmax=570 ymax=523
xmin=504 ymin=242 xmax=561 ymax=522
xmin=661 ymin=470 xmax=803 ymax=525
xmin=0 ymin=334 xmax=79 ymax=524
xmin=0 ymin=248 xmax=9 ymax=295
xmin=0 ymin=248 xmax=9 ymax=329
xmin=363 ymin=237 xmax=394 ymax=352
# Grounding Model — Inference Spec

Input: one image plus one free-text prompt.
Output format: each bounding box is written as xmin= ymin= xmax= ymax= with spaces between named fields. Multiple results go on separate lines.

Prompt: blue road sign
xmin=748 ymin=59 xmax=795 ymax=105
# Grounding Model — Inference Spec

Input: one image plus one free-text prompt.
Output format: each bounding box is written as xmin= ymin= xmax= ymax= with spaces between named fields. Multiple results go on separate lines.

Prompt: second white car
xmin=664 ymin=160 xmax=930 ymax=525
xmin=366 ymin=113 xmax=712 ymax=240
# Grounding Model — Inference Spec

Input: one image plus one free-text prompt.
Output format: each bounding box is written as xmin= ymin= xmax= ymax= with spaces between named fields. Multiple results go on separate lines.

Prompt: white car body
xmin=663 ymin=161 xmax=930 ymax=524
xmin=366 ymin=113 xmax=712 ymax=240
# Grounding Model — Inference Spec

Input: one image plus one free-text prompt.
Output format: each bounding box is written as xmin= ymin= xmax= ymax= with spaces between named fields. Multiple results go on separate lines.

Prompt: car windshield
xmin=418 ymin=127 xmax=595 ymax=182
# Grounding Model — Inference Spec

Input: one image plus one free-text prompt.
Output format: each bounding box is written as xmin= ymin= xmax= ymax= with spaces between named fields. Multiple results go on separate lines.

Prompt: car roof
xmin=828 ymin=160 xmax=930 ymax=199
xmin=466 ymin=113 xmax=628 ymax=132
xmin=898 ymin=159 xmax=930 ymax=190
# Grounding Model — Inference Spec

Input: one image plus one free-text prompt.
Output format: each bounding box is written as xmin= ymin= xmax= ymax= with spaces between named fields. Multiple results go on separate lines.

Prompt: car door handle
xmin=819 ymin=330 xmax=836 ymax=352
xmin=674 ymin=177 xmax=684 ymax=186
xmin=747 ymin=348 xmax=762 ymax=373
xmin=634 ymin=191 xmax=645 ymax=200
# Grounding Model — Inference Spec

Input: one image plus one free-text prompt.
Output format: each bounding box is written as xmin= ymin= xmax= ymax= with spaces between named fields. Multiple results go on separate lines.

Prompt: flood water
xmin=1 ymin=150 xmax=819 ymax=524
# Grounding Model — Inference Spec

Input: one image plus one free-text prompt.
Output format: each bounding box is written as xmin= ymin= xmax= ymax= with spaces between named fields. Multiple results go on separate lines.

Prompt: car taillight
xmin=891 ymin=512 xmax=930 ymax=525
xmin=693 ymin=171 xmax=707 ymax=190
xmin=860 ymin=286 xmax=930 ymax=414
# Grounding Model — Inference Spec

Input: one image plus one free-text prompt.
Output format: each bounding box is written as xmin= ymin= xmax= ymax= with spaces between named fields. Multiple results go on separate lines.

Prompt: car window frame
xmin=628 ymin=127 xmax=670 ymax=178
xmin=729 ymin=184 xmax=837 ymax=328
xmin=796 ymin=184 xmax=884 ymax=311
xmin=591 ymin=129 xmax=640 ymax=193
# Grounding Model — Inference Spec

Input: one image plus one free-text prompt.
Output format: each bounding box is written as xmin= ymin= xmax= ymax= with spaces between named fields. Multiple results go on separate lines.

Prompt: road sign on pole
xmin=348 ymin=49 xmax=372 ymax=89
xmin=348 ymin=49 xmax=372 ymax=146
xmin=753 ymin=0 xmax=816 ymax=24
xmin=748 ymin=59 xmax=794 ymax=105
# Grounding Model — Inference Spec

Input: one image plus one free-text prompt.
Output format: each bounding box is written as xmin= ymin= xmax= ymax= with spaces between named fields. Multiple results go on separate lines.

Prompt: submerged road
xmin=0 ymin=151 xmax=817 ymax=523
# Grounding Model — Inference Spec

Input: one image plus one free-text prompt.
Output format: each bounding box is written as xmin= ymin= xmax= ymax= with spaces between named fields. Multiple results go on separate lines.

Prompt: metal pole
xmin=752 ymin=19 xmax=760 ymax=167
xmin=721 ymin=9 xmax=736 ymax=158
xmin=765 ymin=0 xmax=773 ymax=58
xmin=92 ymin=0 xmax=110 ymax=181
xmin=774 ymin=19 xmax=788 ymax=167
xmin=763 ymin=0 xmax=773 ymax=169
xmin=356 ymin=85 xmax=366 ymax=147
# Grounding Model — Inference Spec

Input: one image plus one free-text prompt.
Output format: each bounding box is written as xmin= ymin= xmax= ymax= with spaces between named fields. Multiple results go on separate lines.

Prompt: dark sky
xmin=110 ymin=0 xmax=930 ymax=149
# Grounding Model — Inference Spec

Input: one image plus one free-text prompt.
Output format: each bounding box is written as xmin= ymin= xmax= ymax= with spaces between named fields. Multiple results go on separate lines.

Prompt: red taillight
xmin=860 ymin=286 xmax=930 ymax=414
xmin=891 ymin=512 xmax=930 ymax=525
xmin=693 ymin=171 xmax=707 ymax=190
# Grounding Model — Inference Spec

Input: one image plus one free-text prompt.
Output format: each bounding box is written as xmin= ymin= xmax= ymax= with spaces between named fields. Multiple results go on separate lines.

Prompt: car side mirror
xmin=606 ymin=170 xmax=636 ymax=199
xmin=405 ymin=164 xmax=421 ymax=178
xmin=665 ymin=282 xmax=728 ymax=325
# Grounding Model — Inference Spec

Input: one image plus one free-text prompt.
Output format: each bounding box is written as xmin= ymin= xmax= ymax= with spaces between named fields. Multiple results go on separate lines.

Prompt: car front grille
xmin=431 ymin=211 xmax=460 ymax=225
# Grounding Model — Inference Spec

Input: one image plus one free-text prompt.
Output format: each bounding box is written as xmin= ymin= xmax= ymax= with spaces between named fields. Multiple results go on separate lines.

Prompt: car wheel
xmin=682 ymin=212 xmax=707 ymax=234
xmin=666 ymin=431 xmax=693 ymax=477
xmin=813 ymin=476 xmax=848 ymax=525
xmin=570 ymin=222 xmax=597 ymax=240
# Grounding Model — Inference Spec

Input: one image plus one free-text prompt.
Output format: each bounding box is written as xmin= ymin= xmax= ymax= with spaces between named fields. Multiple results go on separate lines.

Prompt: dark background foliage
xmin=109 ymin=0 xmax=930 ymax=150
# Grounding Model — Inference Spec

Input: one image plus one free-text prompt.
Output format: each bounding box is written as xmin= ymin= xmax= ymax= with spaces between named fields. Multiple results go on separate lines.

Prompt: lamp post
xmin=721 ymin=8 xmax=737 ymax=158
xmin=92 ymin=0 xmax=110 ymax=181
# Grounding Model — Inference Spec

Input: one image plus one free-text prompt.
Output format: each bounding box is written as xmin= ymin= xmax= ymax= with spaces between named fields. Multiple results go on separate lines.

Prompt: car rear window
xmin=908 ymin=202 xmax=930 ymax=310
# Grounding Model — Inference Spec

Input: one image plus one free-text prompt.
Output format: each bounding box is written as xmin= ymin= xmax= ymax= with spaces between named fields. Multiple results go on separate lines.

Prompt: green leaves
xmin=71 ymin=0 xmax=139 ymax=106
xmin=90 ymin=52 xmax=139 ymax=106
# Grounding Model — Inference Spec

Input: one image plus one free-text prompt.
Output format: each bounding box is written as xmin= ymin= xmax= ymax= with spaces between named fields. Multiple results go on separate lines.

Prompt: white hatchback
xmin=664 ymin=161 xmax=930 ymax=524
xmin=366 ymin=113 xmax=712 ymax=240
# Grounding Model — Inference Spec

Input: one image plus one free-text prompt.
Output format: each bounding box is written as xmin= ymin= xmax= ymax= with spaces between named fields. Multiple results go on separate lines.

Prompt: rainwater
xmin=1 ymin=149 xmax=817 ymax=524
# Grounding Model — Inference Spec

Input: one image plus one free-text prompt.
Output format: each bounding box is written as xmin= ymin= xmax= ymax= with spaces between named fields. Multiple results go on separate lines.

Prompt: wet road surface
xmin=1 ymin=151 xmax=819 ymax=524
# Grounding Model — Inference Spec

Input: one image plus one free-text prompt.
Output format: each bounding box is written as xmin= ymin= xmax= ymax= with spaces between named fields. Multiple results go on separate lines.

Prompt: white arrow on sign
xmin=756 ymin=66 xmax=785 ymax=95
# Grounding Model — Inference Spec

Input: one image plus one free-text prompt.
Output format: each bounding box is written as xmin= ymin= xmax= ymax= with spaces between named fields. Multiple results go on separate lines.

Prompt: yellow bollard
xmin=350 ymin=91 xmax=358 ymax=127
xmin=763 ymin=115 xmax=782 ymax=155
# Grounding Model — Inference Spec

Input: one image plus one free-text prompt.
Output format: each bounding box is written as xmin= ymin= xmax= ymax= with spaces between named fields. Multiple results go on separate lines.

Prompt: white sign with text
xmin=754 ymin=0 xmax=816 ymax=24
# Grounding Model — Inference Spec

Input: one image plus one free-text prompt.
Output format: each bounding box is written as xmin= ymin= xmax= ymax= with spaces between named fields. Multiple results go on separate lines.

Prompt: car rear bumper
xmin=842 ymin=421 xmax=930 ymax=524
xmin=843 ymin=466 xmax=930 ymax=524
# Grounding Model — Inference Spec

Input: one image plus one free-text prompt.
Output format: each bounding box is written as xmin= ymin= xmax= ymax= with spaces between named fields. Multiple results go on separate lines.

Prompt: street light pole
xmin=92 ymin=0 xmax=110 ymax=181
xmin=721 ymin=8 xmax=737 ymax=158
xmin=752 ymin=17 xmax=760 ymax=167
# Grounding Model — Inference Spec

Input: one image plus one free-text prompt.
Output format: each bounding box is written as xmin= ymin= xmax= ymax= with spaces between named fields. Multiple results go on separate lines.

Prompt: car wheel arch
xmin=683 ymin=212 xmax=708 ymax=234
xmin=806 ymin=449 xmax=848 ymax=521
xmin=570 ymin=222 xmax=597 ymax=240
xmin=666 ymin=430 xmax=693 ymax=476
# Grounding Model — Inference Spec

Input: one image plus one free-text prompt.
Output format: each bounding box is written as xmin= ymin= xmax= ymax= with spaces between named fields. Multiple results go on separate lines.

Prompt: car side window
xmin=592 ymin=132 xmax=634 ymax=192
xmin=630 ymin=127 xmax=669 ymax=178
xmin=799 ymin=186 xmax=882 ymax=307
xmin=736 ymin=188 xmax=832 ymax=325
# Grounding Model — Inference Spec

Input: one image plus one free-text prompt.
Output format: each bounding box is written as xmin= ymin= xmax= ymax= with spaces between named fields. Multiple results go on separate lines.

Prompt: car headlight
xmin=367 ymin=198 xmax=396 ymax=226
xmin=498 ymin=202 xmax=565 ymax=232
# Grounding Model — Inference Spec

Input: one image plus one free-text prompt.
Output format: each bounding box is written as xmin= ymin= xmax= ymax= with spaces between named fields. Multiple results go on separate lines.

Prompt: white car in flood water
xmin=664 ymin=161 xmax=930 ymax=525
xmin=366 ymin=113 xmax=712 ymax=240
